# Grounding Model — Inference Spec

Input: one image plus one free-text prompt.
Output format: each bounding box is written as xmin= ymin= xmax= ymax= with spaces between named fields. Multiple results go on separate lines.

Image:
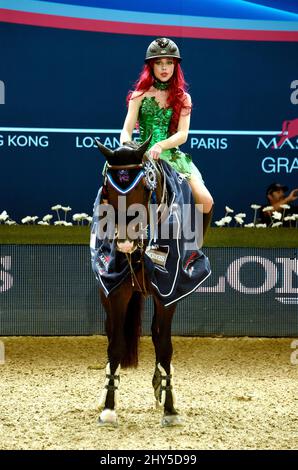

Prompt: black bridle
xmin=106 ymin=163 xmax=143 ymax=170
xmin=102 ymin=158 xmax=167 ymax=296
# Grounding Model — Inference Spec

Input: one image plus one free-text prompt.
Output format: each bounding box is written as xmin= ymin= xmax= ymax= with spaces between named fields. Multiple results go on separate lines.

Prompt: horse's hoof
xmin=98 ymin=418 xmax=118 ymax=428
xmin=98 ymin=409 xmax=118 ymax=427
xmin=161 ymin=414 xmax=183 ymax=427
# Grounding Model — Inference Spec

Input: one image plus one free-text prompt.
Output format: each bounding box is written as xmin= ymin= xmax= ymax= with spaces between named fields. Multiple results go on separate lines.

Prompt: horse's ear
xmin=94 ymin=139 xmax=114 ymax=160
xmin=135 ymin=135 xmax=152 ymax=161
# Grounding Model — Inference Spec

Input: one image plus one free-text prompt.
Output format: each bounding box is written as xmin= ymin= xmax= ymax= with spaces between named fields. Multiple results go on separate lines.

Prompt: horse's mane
xmin=122 ymin=140 xmax=139 ymax=150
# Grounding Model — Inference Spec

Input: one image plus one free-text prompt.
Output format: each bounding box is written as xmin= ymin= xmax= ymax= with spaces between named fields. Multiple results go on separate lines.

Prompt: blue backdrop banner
xmin=1 ymin=2 xmax=298 ymax=223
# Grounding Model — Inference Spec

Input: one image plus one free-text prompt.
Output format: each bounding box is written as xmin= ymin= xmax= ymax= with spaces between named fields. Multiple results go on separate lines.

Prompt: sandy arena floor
xmin=0 ymin=336 xmax=297 ymax=450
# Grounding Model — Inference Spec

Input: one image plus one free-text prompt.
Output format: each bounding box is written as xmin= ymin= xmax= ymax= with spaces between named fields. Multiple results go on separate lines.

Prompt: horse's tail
xmin=121 ymin=291 xmax=144 ymax=368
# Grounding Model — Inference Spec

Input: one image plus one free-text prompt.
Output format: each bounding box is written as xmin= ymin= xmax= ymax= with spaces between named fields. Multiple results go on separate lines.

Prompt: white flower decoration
xmin=0 ymin=210 xmax=9 ymax=222
xmin=43 ymin=214 xmax=53 ymax=222
xmin=280 ymin=204 xmax=290 ymax=209
xmin=271 ymin=222 xmax=283 ymax=227
xmin=234 ymin=216 xmax=244 ymax=225
xmin=255 ymin=223 xmax=267 ymax=228
xmin=250 ymin=205 xmax=261 ymax=226
xmin=262 ymin=206 xmax=274 ymax=212
xmin=61 ymin=206 xmax=72 ymax=222
xmin=73 ymin=213 xmax=83 ymax=222
xmin=225 ymin=206 xmax=234 ymax=214
xmin=54 ymin=220 xmax=67 ymax=226
xmin=244 ymin=223 xmax=255 ymax=228
xmin=215 ymin=219 xmax=225 ymax=227
xmin=21 ymin=216 xmax=33 ymax=224
xmin=235 ymin=213 xmax=246 ymax=218
xmin=52 ymin=204 xmax=62 ymax=221
xmin=272 ymin=211 xmax=282 ymax=220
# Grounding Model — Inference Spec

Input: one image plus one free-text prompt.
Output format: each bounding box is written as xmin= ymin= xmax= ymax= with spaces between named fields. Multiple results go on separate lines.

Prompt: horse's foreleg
xmin=99 ymin=362 xmax=120 ymax=426
xmin=98 ymin=290 xmax=129 ymax=426
xmin=151 ymin=302 xmax=182 ymax=426
xmin=151 ymin=310 xmax=162 ymax=404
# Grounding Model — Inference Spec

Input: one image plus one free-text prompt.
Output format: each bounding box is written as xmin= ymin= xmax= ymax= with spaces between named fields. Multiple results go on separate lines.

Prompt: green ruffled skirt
xmin=160 ymin=148 xmax=204 ymax=183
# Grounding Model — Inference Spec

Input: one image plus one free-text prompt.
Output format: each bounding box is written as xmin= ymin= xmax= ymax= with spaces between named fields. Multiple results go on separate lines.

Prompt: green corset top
xmin=138 ymin=96 xmax=192 ymax=177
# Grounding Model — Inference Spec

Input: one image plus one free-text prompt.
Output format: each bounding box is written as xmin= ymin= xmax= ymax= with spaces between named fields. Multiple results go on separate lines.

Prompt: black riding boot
xmin=196 ymin=205 xmax=213 ymax=248
xmin=203 ymin=205 xmax=214 ymax=241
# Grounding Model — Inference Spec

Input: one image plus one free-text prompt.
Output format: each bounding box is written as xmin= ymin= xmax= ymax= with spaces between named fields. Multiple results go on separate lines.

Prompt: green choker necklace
xmin=153 ymin=80 xmax=170 ymax=90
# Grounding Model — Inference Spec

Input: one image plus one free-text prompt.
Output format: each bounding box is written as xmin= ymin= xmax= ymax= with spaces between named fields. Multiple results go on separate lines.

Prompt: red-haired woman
xmin=120 ymin=37 xmax=214 ymax=241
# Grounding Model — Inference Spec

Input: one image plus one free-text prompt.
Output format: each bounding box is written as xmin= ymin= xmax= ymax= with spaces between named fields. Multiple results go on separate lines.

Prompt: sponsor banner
xmin=1 ymin=128 xmax=297 ymax=224
xmin=0 ymin=246 xmax=297 ymax=336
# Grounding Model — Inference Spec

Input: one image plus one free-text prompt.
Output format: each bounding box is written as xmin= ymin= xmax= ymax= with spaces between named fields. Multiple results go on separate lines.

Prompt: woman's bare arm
xmin=120 ymin=92 xmax=143 ymax=144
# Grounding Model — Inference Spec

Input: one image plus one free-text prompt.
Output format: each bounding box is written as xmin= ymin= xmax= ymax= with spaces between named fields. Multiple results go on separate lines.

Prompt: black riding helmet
xmin=145 ymin=37 xmax=181 ymax=62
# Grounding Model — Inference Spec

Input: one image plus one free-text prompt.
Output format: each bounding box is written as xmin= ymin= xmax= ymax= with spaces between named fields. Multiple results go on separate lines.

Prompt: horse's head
xmin=95 ymin=136 xmax=151 ymax=167
xmin=95 ymin=136 xmax=160 ymax=253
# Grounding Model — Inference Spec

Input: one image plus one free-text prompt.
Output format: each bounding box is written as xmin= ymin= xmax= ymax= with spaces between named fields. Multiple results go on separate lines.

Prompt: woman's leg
xmin=188 ymin=170 xmax=214 ymax=246
xmin=188 ymin=173 xmax=214 ymax=213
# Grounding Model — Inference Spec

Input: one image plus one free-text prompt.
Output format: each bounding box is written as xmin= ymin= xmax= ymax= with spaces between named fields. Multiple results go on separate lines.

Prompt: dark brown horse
xmin=93 ymin=137 xmax=182 ymax=427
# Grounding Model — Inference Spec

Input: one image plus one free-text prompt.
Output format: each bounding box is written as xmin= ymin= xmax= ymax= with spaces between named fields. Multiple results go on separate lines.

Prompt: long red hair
xmin=126 ymin=59 xmax=191 ymax=135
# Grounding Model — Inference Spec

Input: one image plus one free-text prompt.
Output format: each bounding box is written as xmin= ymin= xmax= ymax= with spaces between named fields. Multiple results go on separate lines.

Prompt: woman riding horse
xmin=90 ymin=37 xmax=212 ymax=426
xmin=121 ymin=37 xmax=214 ymax=236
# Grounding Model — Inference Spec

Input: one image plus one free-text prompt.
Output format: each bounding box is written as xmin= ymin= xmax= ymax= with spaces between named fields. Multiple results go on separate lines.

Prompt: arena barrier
xmin=0 ymin=245 xmax=297 ymax=336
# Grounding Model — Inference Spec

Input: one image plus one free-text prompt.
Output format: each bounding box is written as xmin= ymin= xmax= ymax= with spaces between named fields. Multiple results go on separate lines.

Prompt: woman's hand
xmin=289 ymin=189 xmax=298 ymax=202
xmin=149 ymin=143 xmax=163 ymax=160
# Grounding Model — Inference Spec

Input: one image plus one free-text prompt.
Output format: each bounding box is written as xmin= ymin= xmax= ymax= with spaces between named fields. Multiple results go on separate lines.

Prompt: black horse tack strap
xmin=90 ymin=161 xmax=211 ymax=306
